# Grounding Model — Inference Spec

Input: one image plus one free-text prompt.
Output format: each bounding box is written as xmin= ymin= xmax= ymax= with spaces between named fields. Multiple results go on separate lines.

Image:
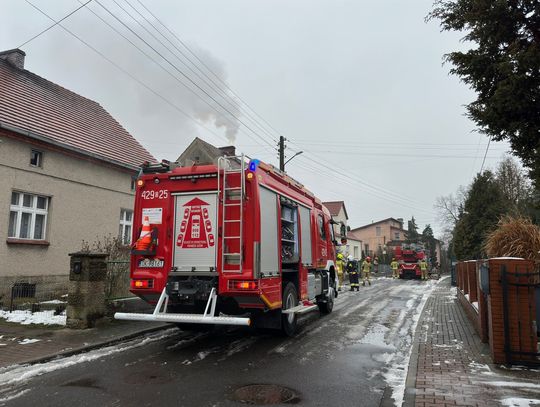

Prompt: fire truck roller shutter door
xmin=259 ymin=187 xmax=279 ymax=277
xmin=299 ymin=206 xmax=312 ymax=265
xmin=173 ymin=192 xmax=218 ymax=273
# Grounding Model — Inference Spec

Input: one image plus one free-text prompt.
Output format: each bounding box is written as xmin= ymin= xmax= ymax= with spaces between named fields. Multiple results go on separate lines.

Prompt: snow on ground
xmin=0 ymin=328 xmax=178 ymax=388
xmin=0 ymin=310 xmax=66 ymax=326
xmin=39 ymin=300 xmax=66 ymax=305
xmin=501 ymin=397 xmax=540 ymax=406
xmin=359 ymin=323 xmax=390 ymax=345
xmin=17 ymin=339 xmax=41 ymax=345
xmin=381 ymin=277 xmax=446 ymax=406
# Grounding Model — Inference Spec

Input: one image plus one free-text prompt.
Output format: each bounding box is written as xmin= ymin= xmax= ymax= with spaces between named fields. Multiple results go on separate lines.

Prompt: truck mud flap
xmin=114 ymin=287 xmax=251 ymax=327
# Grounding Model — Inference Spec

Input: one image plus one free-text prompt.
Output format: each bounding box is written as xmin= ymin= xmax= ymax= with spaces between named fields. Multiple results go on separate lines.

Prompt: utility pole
xmin=279 ymin=136 xmax=285 ymax=171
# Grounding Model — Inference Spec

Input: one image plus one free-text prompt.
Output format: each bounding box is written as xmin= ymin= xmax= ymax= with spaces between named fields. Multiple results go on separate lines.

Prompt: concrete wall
xmin=0 ymin=131 xmax=136 ymax=297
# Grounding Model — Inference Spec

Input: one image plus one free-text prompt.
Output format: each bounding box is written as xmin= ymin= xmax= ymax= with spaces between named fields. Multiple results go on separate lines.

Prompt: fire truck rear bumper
xmin=114 ymin=286 xmax=251 ymax=326
xmin=114 ymin=312 xmax=251 ymax=326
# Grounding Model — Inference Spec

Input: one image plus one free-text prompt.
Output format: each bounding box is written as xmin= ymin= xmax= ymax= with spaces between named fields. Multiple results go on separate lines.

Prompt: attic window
xmin=30 ymin=150 xmax=43 ymax=167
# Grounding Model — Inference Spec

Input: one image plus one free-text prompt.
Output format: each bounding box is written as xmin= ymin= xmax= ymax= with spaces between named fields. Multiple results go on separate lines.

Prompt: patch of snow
xmin=382 ymin=277 xmax=442 ymax=406
xmin=0 ymin=310 xmax=66 ymax=326
xmin=472 ymin=301 xmax=479 ymax=311
xmin=39 ymin=300 xmax=66 ymax=304
xmin=18 ymin=339 xmax=41 ymax=345
xmin=481 ymin=381 xmax=540 ymax=390
xmin=465 ymin=293 xmax=470 ymax=301
xmin=501 ymin=397 xmax=540 ymax=406
xmin=0 ymin=328 xmax=178 ymax=387
xmin=0 ymin=389 xmax=30 ymax=403
xmin=490 ymin=257 xmax=524 ymax=260
xmin=359 ymin=323 xmax=390 ymax=345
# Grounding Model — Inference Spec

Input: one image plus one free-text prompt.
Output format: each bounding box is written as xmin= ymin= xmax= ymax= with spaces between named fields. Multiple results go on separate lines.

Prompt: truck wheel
xmin=317 ymin=290 xmax=334 ymax=315
xmin=281 ymin=282 xmax=298 ymax=336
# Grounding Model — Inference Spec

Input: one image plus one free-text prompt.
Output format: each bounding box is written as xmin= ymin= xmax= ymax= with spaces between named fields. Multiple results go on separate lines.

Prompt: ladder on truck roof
xmin=218 ymin=155 xmax=246 ymax=274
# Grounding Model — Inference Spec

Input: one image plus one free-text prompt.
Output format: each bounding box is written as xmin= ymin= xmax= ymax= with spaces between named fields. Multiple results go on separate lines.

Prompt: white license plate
xmin=138 ymin=258 xmax=164 ymax=268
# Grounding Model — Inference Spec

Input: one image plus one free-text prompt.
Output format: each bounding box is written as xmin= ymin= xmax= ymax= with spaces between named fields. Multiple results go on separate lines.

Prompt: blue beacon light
xmin=249 ymin=159 xmax=260 ymax=171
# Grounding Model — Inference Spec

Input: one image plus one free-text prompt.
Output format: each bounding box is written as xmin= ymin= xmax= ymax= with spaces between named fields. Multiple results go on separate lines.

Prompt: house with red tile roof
xmin=0 ymin=49 xmax=155 ymax=299
xmin=322 ymin=200 xmax=362 ymax=259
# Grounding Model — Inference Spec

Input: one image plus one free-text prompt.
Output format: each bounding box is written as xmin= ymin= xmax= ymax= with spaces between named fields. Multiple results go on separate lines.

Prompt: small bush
xmin=484 ymin=215 xmax=540 ymax=260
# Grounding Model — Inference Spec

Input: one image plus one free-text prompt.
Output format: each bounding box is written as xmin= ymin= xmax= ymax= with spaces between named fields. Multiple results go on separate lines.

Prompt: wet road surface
xmin=0 ymin=277 xmax=438 ymax=407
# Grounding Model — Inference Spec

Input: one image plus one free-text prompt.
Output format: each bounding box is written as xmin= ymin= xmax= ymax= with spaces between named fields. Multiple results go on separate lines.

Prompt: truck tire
xmin=281 ymin=282 xmax=298 ymax=336
xmin=317 ymin=290 xmax=334 ymax=314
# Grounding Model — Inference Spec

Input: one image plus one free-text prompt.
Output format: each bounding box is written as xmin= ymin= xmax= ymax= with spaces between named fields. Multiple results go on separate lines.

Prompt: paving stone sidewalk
xmin=0 ymin=319 xmax=169 ymax=369
xmin=405 ymin=277 xmax=540 ymax=407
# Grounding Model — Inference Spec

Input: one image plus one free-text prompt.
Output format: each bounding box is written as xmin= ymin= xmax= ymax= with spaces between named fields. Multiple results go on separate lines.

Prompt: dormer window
xmin=30 ymin=150 xmax=43 ymax=167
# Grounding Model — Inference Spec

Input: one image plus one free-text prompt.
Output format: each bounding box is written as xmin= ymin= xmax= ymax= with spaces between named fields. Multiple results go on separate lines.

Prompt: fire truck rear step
xmin=115 ymin=287 xmax=251 ymax=326
xmin=281 ymin=304 xmax=318 ymax=315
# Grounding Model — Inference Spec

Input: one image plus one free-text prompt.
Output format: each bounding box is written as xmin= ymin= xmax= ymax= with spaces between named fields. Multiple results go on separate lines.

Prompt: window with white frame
xmin=8 ymin=192 xmax=49 ymax=240
xmin=119 ymin=209 xmax=133 ymax=245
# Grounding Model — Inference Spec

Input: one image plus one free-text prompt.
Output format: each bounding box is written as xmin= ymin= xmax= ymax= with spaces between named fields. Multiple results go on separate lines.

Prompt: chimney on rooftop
xmin=0 ymin=49 xmax=25 ymax=69
xmin=219 ymin=146 xmax=236 ymax=157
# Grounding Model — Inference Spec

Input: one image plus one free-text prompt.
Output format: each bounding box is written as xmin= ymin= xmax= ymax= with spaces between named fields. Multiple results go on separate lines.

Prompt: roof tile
xmin=0 ymin=58 xmax=155 ymax=168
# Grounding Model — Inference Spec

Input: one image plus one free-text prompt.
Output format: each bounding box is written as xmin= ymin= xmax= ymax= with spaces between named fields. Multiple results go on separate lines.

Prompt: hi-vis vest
xmin=390 ymin=261 xmax=399 ymax=270
xmin=420 ymin=261 xmax=428 ymax=270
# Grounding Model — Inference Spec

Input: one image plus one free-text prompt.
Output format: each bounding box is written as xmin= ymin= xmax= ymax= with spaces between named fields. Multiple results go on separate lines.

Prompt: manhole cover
xmin=232 ymin=384 xmax=301 ymax=405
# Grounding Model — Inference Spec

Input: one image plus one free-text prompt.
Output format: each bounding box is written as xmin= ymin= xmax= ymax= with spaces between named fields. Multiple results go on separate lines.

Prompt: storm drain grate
xmin=232 ymin=384 xmax=301 ymax=405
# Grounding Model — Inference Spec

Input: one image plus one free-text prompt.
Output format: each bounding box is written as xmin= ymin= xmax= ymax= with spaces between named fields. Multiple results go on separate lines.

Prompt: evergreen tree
xmin=421 ymin=224 xmax=438 ymax=265
xmin=453 ymin=171 xmax=509 ymax=260
xmin=405 ymin=216 xmax=420 ymax=244
xmin=428 ymin=1 xmax=540 ymax=187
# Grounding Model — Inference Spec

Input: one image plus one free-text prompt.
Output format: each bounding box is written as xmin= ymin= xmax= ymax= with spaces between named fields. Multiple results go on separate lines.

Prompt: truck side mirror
xmin=340 ymin=223 xmax=347 ymax=244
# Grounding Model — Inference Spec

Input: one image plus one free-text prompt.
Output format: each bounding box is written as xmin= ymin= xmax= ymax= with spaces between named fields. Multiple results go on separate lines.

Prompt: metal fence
xmin=0 ymin=260 xmax=132 ymax=314
xmin=1 ymin=280 xmax=68 ymax=313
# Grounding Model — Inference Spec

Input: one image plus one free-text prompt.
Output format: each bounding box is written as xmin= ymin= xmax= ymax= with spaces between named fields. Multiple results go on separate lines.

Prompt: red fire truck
xmin=114 ymin=156 xmax=344 ymax=335
xmin=394 ymin=244 xmax=427 ymax=279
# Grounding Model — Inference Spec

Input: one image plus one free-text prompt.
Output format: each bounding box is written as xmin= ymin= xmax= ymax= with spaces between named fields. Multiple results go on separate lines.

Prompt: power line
xmin=19 ymin=0 xmax=93 ymax=48
xmin=124 ymin=0 xmax=280 ymax=146
xmin=93 ymin=0 xmax=277 ymax=152
xmin=480 ymin=135 xmax=492 ymax=173
xmin=23 ymin=0 xmax=231 ymax=147
xmin=134 ymin=0 xmax=289 ymax=147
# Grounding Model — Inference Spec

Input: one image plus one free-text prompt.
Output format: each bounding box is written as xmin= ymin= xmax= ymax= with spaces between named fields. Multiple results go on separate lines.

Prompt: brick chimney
xmin=0 ymin=49 xmax=26 ymax=69
xmin=218 ymin=146 xmax=236 ymax=157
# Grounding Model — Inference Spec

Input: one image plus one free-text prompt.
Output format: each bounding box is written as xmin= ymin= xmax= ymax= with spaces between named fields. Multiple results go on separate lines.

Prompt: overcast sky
xmin=0 ymin=0 xmax=512 ymax=238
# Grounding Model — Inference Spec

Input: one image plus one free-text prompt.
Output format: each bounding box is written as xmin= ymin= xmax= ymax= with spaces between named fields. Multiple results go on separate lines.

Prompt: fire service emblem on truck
xmin=176 ymin=197 xmax=215 ymax=249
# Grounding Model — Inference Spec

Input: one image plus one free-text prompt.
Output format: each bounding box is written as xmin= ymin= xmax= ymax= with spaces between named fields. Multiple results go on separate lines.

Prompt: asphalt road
xmin=0 ymin=277 xmax=437 ymax=407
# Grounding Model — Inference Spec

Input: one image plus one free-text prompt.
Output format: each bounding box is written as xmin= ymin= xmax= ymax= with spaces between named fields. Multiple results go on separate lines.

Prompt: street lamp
xmin=284 ymin=151 xmax=303 ymax=167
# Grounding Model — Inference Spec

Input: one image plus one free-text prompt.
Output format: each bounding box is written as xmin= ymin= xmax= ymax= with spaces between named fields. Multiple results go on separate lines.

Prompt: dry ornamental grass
xmin=484 ymin=215 xmax=540 ymax=261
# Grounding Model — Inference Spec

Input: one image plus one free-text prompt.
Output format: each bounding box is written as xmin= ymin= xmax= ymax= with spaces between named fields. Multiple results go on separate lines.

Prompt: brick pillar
xmin=66 ymin=252 xmax=108 ymax=329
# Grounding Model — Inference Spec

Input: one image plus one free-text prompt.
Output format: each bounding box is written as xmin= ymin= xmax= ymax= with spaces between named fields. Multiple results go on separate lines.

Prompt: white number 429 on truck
xmin=115 ymin=155 xmax=347 ymax=336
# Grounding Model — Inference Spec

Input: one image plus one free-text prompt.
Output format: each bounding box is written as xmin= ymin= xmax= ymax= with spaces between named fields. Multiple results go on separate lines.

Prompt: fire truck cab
xmin=115 ymin=156 xmax=344 ymax=335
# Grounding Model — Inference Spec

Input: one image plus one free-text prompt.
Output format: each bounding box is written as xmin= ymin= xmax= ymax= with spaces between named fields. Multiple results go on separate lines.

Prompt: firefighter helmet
xmin=348 ymin=255 xmax=353 ymax=261
xmin=337 ymin=253 xmax=344 ymax=260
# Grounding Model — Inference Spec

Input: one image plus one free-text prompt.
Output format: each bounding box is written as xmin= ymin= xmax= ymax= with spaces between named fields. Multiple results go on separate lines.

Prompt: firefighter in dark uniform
xmin=347 ymin=255 xmax=359 ymax=291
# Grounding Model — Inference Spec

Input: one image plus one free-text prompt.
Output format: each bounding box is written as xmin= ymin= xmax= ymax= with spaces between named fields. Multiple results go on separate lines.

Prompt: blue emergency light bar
xmin=249 ymin=159 xmax=260 ymax=171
